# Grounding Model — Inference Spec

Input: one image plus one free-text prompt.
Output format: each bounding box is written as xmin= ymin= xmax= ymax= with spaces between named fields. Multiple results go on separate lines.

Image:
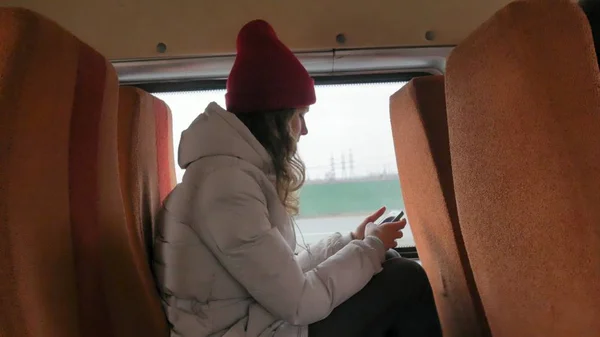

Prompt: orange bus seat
xmin=98 ymin=86 xmax=175 ymax=337
xmin=69 ymin=39 xmax=120 ymax=337
xmin=153 ymin=93 xmax=177 ymax=205
xmin=389 ymin=76 xmax=490 ymax=337
xmin=446 ymin=0 xmax=600 ymax=336
xmin=0 ymin=8 xmax=81 ymax=337
xmin=0 ymin=7 xmax=121 ymax=337
xmin=580 ymin=0 xmax=600 ymax=64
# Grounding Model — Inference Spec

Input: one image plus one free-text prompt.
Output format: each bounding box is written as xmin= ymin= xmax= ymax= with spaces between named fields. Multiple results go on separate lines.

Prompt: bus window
xmin=154 ymin=81 xmax=415 ymax=249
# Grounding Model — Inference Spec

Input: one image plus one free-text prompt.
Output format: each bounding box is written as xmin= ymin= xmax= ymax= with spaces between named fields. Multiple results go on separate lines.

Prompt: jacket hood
xmin=177 ymin=102 xmax=273 ymax=173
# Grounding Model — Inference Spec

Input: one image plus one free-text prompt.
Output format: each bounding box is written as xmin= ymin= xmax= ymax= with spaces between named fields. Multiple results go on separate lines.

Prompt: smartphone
xmin=378 ymin=210 xmax=405 ymax=225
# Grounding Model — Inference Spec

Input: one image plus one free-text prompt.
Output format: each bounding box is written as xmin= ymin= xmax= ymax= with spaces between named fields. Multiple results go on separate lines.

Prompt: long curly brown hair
xmin=234 ymin=109 xmax=306 ymax=215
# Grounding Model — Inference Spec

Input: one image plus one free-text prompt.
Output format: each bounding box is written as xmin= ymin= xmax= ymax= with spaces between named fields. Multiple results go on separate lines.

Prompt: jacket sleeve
xmin=194 ymin=168 xmax=386 ymax=326
xmin=295 ymin=232 xmax=354 ymax=272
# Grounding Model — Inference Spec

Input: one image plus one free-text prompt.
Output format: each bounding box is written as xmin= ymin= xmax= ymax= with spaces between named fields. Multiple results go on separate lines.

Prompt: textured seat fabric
xmin=580 ymin=0 xmax=600 ymax=63
xmin=390 ymin=76 xmax=490 ymax=337
xmin=446 ymin=0 xmax=600 ymax=336
xmin=152 ymin=93 xmax=177 ymax=205
xmin=118 ymin=86 xmax=176 ymax=265
xmin=0 ymin=8 xmax=81 ymax=337
xmin=69 ymin=41 xmax=120 ymax=337
xmin=103 ymin=86 xmax=175 ymax=337
xmin=0 ymin=7 xmax=120 ymax=337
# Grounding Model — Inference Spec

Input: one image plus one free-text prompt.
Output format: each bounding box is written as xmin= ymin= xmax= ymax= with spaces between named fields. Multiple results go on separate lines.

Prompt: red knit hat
xmin=225 ymin=20 xmax=316 ymax=113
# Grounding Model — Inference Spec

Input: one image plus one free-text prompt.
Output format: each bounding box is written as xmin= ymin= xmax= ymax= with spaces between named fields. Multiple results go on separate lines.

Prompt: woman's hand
xmin=365 ymin=219 xmax=406 ymax=250
xmin=351 ymin=206 xmax=387 ymax=240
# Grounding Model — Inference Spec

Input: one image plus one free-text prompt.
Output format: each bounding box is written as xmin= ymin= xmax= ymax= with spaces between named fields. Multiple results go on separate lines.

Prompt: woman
xmin=153 ymin=19 xmax=442 ymax=337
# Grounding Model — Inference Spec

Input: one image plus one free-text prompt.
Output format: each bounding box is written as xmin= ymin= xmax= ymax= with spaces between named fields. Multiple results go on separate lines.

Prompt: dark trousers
xmin=308 ymin=255 xmax=443 ymax=337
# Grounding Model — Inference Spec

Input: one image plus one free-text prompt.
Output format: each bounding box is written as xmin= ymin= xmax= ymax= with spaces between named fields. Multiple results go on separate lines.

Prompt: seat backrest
xmin=152 ymin=92 xmax=177 ymax=206
xmin=98 ymin=86 xmax=175 ymax=337
xmin=446 ymin=0 xmax=600 ymax=336
xmin=390 ymin=75 xmax=490 ymax=337
xmin=580 ymin=0 xmax=600 ymax=64
xmin=0 ymin=7 xmax=121 ymax=337
xmin=0 ymin=8 xmax=81 ymax=337
xmin=118 ymin=86 xmax=176 ymax=266
xmin=69 ymin=35 xmax=120 ymax=337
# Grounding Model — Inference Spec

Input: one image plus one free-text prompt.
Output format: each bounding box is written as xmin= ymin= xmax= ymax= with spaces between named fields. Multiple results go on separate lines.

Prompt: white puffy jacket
xmin=153 ymin=102 xmax=386 ymax=337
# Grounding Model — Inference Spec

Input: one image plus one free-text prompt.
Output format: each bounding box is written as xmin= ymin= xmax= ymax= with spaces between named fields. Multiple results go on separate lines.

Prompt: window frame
xmin=113 ymin=46 xmax=451 ymax=85
xmin=133 ymin=71 xmax=428 ymax=94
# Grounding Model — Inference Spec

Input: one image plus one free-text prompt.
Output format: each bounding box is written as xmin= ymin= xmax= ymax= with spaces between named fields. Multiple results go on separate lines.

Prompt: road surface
xmin=295 ymin=215 xmax=415 ymax=248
